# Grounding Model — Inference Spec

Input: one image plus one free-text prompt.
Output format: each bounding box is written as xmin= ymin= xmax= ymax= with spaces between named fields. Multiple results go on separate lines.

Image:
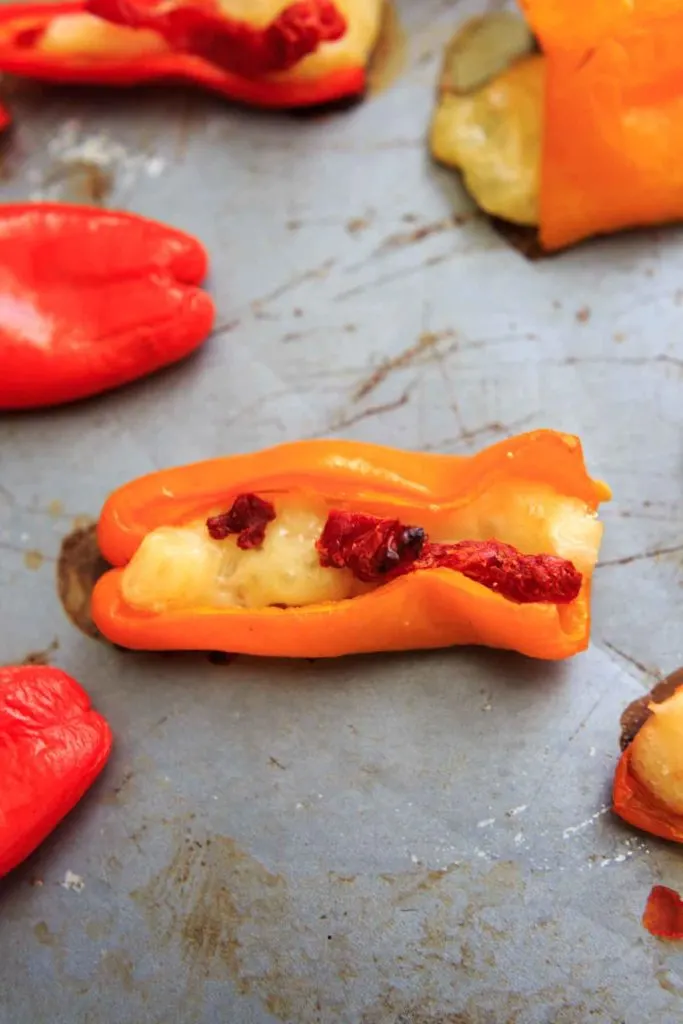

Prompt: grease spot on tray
xmin=57 ymin=521 xmax=109 ymax=640
xmin=23 ymin=549 xmax=44 ymax=571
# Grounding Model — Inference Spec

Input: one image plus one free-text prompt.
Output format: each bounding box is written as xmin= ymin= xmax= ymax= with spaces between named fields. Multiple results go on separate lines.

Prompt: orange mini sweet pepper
xmin=613 ymin=681 xmax=683 ymax=845
xmin=521 ymin=0 xmax=683 ymax=250
xmin=91 ymin=430 xmax=609 ymax=661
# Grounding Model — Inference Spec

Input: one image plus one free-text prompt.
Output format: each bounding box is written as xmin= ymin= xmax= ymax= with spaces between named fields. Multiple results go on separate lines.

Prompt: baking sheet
xmin=1 ymin=1 xmax=682 ymax=1021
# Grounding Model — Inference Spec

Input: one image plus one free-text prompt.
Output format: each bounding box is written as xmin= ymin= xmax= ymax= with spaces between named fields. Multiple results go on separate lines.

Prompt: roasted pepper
xmin=0 ymin=666 xmax=112 ymax=879
xmin=0 ymin=1 xmax=383 ymax=109
xmin=432 ymin=3 xmax=683 ymax=250
xmin=520 ymin=0 xmax=683 ymax=250
xmin=613 ymin=681 xmax=683 ymax=844
xmin=91 ymin=430 xmax=610 ymax=661
xmin=0 ymin=202 xmax=214 ymax=410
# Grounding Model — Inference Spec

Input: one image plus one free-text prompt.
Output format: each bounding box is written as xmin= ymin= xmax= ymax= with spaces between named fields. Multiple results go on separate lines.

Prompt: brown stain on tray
xmin=56 ymin=521 xmax=109 ymax=640
xmin=367 ymin=2 xmax=408 ymax=96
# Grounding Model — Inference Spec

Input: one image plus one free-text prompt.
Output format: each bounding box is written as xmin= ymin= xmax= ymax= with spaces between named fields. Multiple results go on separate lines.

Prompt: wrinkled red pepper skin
xmin=0 ymin=2 xmax=366 ymax=109
xmin=0 ymin=666 xmax=112 ymax=879
xmin=88 ymin=0 xmax=346 ymax=77
xmin=0 ymin=203 xmax=214 ymax=410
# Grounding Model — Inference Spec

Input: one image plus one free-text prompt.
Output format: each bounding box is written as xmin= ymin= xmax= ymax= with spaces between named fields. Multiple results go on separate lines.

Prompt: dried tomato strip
xmin=317 ymin=510 xmax=582 ymax=604
xmin=86 ymin=0 xmax=347 ymax=77
xmin=317 ymin=510 xmax=426 ymax=582
xmin=643 ymin=885 xmax=683 ymax=940
xmin=206 ymin=493 xmax=276 ymax=549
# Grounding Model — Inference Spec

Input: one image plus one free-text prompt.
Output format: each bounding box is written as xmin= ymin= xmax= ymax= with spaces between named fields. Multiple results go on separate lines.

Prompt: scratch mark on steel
xmin=419 ymin=413 xmax=539 ymax=452
xmin=251 ymin=259 xmax=336 ymax=312
xmin=352 ymin=331 xmax=455 ymax=402
xmin=597 ymin=543 xmax=683 ymax=568
xmin=376 ymin=213 xmax=471 ymax=254
xmin=310 ymin=387 xmax=413 ymax=438
xmin=602 ymin=640 xmax=658 ymax=679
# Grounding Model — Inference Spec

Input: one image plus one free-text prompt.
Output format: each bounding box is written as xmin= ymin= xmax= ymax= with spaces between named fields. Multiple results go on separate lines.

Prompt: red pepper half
xmin=0 ymin=102 xmax=11 ymax=133
xmin=0 ymin=1 xmax=380 ymax=109
xmin=0 ymin=666 xmax=112 ymax=879
xmin=0 ymin=202 xmax=215 ymax=410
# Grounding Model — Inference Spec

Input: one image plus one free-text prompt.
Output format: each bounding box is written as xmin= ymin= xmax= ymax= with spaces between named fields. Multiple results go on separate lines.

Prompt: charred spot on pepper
xmin=206 ymin=493 xmax=276 ymax=550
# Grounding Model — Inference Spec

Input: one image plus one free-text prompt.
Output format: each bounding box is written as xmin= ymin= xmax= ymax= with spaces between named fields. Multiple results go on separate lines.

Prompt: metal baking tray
xmin=1 ymin=2 xmax=682 ymax=1021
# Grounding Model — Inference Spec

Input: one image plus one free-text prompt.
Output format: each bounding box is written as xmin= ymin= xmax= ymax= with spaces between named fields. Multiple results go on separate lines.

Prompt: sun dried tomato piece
xmin=206 ymin=493 xmax=276 ymax=550
xmin=317 ymin=510 xmax=426 ymax=583
xmin=317 ymin=511 xmax=582 ymax=603
xmin=643 ymin=885 xmax=683 ymax=940
xmin=87 ymin=0 xmax=347 ymax=78
xmin=416 ymin=539 xmax=582 ymax=604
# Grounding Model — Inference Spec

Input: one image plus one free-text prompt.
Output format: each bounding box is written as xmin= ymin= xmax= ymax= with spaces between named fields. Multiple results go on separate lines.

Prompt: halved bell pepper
xmin=613 ymin=682 xmax=683 ymax=844
xmin=0 ymin=1 xmax=383 ymax=109
xmin=0 ymin=202 xmax=214 ymax=410
xmin=520 ymin=0 xmax=683 ymax=250
xmin=0 ymin=665 xmax=112 ymax=878
xmin=91 ymin=430 xmax=610 ymax=661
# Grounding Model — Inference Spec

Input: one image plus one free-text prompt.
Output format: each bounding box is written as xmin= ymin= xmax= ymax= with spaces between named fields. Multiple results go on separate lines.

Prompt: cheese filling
xmin=630 ymin=689 xmax=683 ymax=816
xmin=37 ymin=1 xmax=383 ymax=80
xmin=120 ymin=483 xmax=602 ymax=613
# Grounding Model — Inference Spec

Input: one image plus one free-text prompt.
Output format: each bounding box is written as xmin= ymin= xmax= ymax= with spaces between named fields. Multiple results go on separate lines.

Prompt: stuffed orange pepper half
xmin=0 ymin=0 xmax=383 ymax=109
xmin=431 ymin=0 xmax=683 ymax=250
xmin=91 ymin=431 xmax=609 ymax=661
xmin=614 ymin=673 xmax=683 ymax=845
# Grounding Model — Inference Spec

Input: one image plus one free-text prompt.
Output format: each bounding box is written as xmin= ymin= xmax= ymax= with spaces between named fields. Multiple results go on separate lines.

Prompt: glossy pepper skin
xmin=0 ymin=1 xmax=370 ymax=109
xmin=92 ymin=430 xmax=610 ymax=661
xmin=0 ymin=203 xmax=214 ymax=410
xmin=613 ymin=684 xmax=683 ymax=846
xmin=0 ymin=666 xmax=112 ymax=879
xmin=521 ymin=0 xmax=683 ymax=250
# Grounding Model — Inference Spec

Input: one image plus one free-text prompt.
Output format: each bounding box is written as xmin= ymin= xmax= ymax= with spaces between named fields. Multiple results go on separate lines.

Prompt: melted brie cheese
xmin=39 ymin=14 xmax=168 ymax=59
xmin=121 ymin=503 xmax=366 ymax=612
xmin=38 ymin=1 xmax=383 ymax=79
xmin=433 ymin=483 xmax=602 ymax=578
xmin=631 ymin=690 xmax=683 ymax=815
xmin=431 ymin=54 xmax=544 ymax=226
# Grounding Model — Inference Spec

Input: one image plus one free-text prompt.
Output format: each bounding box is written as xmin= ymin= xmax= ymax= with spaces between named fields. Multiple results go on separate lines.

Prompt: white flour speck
xmin=477 ymin=818 xmax=495 ymax=829
xmin=507 ymin=805 xmax=527 ymax=817
xmin=61 ymin=870 xmax=84 ymax=893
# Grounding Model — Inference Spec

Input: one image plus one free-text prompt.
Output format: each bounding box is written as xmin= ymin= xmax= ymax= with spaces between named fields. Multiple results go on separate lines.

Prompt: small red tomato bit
xmin=86 ymin=0 xmax=347 ymax=77
xmin=206 ymin=493 xmax=276 ymax=550
xmin=317 ymin=510 xmax=426 ymax=582
xmin=318 ymin=510 xmax=582 ymax=604
xmin=643 ymin=885 xmax=683 ymax=940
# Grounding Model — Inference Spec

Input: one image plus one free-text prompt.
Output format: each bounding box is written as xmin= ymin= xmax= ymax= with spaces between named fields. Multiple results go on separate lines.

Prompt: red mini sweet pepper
xmin=0 ymin=666 xmax=112 ymax=879
xmin=0 ymin=202 xmax=215 ymax=410
xmin=0 ymin=1 xmax=383 ymax=109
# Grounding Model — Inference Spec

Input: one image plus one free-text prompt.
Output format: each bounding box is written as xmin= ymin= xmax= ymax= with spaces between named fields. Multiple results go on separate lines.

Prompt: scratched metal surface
xmin=0 ymin=1 xmax=682 ymax=1022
